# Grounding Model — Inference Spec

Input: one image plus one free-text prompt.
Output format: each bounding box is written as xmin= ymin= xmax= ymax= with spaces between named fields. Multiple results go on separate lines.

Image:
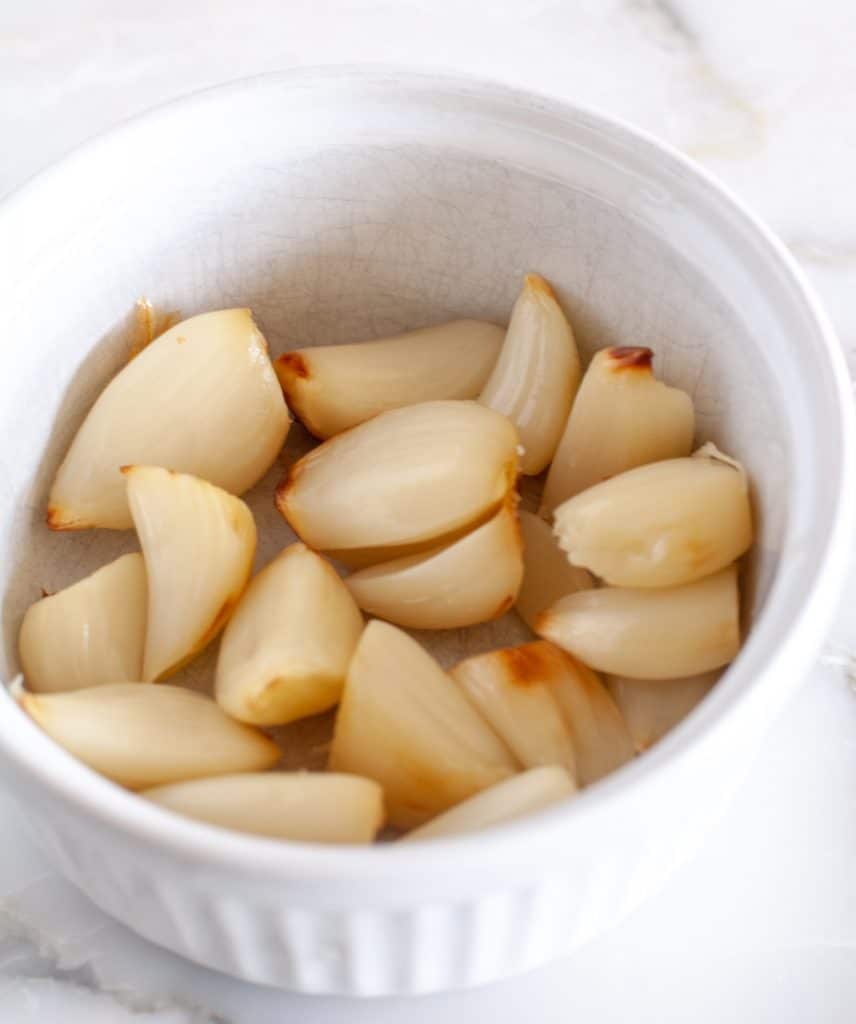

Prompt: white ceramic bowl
xmin=0 ymin=69 xmax=852 ymax=997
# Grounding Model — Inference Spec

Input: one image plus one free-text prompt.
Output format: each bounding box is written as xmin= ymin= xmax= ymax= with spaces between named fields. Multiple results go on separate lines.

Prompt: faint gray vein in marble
xmin=625 ymin=0 xmax=697 ymax=48
xmin=786 ymin=237 xmax=856 ymax=268
xmin=626 ymin=0 xmax=766 ymax=158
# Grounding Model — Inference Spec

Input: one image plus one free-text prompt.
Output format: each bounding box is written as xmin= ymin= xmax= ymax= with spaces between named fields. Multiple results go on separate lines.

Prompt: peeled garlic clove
xmin=540 ymin=346 xmax=694 ymax=516
xmin=19 ymin=683 xmax=279 ymax=789
xmin=451 ymin=642 xmax=577 ymax=776
xmin=537 ymin=566 xmax=740 ymax=680
xmin=329 ymin=621 xmax=517 ymax=829
xmin=403 ymin=765 xmax=575 ymax=841
xmin=19 ymin=553 xmax=147 ymax=693
xmin=516 ymin=510 xmax=593 ymax=630
xmin=48 ymin=309 xmax=289 ymax=531
xmin=143 ymin=772 xmax=384 ymax=843
xmin=344 ymin=499 xmax=523 ymax=629
xmin=553 ymin=450 xmax=753 ymax=588
xmin=325 ymin=508 xmax=500 ymax=570
xmin=216 ymin=544 xmax=363 ymax=726
xmin=276 ymin=320 xmax=504 ymax=439
xmin=606 ymin=671 xmax=719 ymax=752
xmin=124 ymin=466 xmax=256 ymax=681
xmin=276 ymin=400 xmax=518 ymax=552
xmin=542 ymin=648 xmax=635 ymax=785
xmin=479 ymin=274 xmax=580 ymax=474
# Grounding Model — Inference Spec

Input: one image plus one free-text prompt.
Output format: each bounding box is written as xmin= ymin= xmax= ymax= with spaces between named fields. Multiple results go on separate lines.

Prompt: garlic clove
xmin=402 ymin=765 xmax=575 ymax=841
xmin=543 ymin=647 xmax=635 ymax=785
xmin=19 ymin=683 xmax=280 ymax=789
xmin=216 ymin=544 xmax=364 ymax=726
xmin=536 ymin=566 xmax=741 ymax=680
xmin=451 ymin=642 xmax=577 ymax=776
xmin=329 ymin=621 xmax=518 ymax=829
xmin=552 ymin=449 xmax=753 ymax=588
xmin=606 ymin=671 xmax=719 ymax=752
xmin=325 ymin=507 xmax=500 ymax=570
xmin=276 ymin=320 xmax=504 ymax=439
xmin=143 ymin=772 xmax=384 ymax=843
xmin=276 ymin=400 xmax=518 ymax=553
xmin=344 ymin=497 xmax=523 ymax=629
xmin=516 ymin=510 xmax=593 ymax=630
xmin=541 ymin=346 xmax=694 ymax=516
xmin=124 ymin=466 xmax=256 ymax=682
xmin=19 ymin=553 xmax=147 ymax=693
xmin=48 ymin=309 xmax=289 ymax=531
xmin=479 ymin=274 xmax=580 ymax=474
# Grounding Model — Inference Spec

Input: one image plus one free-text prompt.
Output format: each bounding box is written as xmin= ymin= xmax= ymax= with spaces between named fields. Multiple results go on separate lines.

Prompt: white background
xmin=2 ymin=2 xmax=856 ymax=1020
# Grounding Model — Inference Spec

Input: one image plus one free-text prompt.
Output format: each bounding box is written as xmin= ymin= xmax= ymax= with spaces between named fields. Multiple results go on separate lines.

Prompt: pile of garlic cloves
xmin=15 ymin=278 xmax=753 ymax=844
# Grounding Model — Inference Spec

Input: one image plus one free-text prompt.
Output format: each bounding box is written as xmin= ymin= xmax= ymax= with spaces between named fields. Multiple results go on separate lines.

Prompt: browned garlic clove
xmin=19 ymin=553 xmax=147 ymax=693
xmin=403 ymin=766 xmax=575 ymax=841
xmin=536 ymin=566 xmax=741 ymax=680
xmin=543 ymin=646 xmax=635 ymax=785
xmin=48 ymin=309 xmax=289 ymax=530
xmin=541 ymin=346 xmax=694 ymax=516
xmin=276 ymin=400 xmax=518 ymax=553
xmin=452 ymin=642 xmax=577 ymax=777
xmin=552 ymin=449 xmax=753 ymax=588
xmin=216 ymin=544 xmax=364 ymax=726
xmin=329 ymin=621 xmax=518 ymax=829
xmin=19 ymin=683 xmax=279 ymax=789
xmin=144 ymin=772 xmax=384 ymax=843
xmin=124 ymin=466 xmax=256 ymax=682
xmin=344 ymin=497 xmax=523 ymax=629
xmin=479 ymin=274 xmax=581 ymax=474
xmin=276 ymin=320 xmax=504 ymax=439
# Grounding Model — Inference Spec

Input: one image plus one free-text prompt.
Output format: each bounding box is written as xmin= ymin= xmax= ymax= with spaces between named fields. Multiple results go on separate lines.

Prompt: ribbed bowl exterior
xmin=32 ymin=817 xmax=658 ymax=994
xmin=11 ymin=701 xmax=759 ymax=995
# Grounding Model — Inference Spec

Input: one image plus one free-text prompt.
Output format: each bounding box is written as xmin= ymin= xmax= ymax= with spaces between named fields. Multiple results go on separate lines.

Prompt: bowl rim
xmin=1 ymin=64 xmax=853 ymax=879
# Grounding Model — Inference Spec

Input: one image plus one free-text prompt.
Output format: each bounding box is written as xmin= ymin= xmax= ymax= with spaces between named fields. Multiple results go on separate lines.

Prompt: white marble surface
xmin=2 ymin=1 xmax=856 ymax=1021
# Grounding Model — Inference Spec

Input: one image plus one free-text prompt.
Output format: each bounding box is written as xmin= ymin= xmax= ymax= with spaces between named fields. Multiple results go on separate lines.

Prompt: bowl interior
xmin=0 ymin=71 xmax=839 ymax=774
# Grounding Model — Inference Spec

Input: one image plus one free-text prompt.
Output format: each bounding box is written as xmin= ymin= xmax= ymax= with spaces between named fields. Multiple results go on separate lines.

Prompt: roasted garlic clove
xmin=19 ymin=553 xmax=147 ymax=693
xmin=541 ymin=346 xmax=694 ymax=515
xmin=452 ymin=643 xmax=577 ymax=776
xmin=344 ymin=498 xmax=523 ymax=629
xmin=329 ymin=621 xmax=518 ymax=829
xmin=479 ymin=274 xmax=580 ymax=474
xmin=516 ymin=510 xmax=593 ymax=630
xmin=216 ymin=544 xmax=364 ymax=726
xmin=543 ymin=647 xmax=635 ymax=785
xmin=606 ymin=671 xmax=719 ymax=752
xmin=536 ymin=566 xmax=741 ymax=680
xmin=276 ymin=320 xmax=504 ymax=438
xmin=124 ymin=466 xmax=256 ymax=682
xmin=143 ymin=772 xmax=384 ymax=843
xmin=403 ymin=766 xmax=575 ymax=841
xmin=48 ymin=309 xmax=289 ymax=530
xmin=324 ymin=513 xmax=494 ymax=570
xmin=552 ymin=449 xmax=753 ymax=588
xmin=19 ymin=683 xmax=279 ymax=789
xmin=276 ymin=400 xmax=518 ymax=553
